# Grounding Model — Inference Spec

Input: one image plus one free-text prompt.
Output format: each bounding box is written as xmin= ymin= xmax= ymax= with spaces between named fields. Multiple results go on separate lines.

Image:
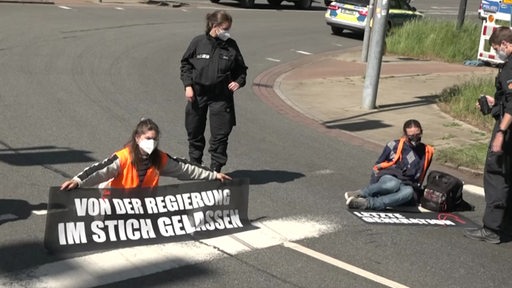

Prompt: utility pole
xmin=362 ymin=0 xmax=389 ymax=110
xmin=456 ymin=0 xmax=467 ymax=30
xmin=361 ymin=0 xmax=376 ymax=62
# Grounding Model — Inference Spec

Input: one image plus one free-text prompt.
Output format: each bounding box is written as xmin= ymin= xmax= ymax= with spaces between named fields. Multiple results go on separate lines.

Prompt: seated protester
xmin=344 ymin=119 xmax=434 ymax=210
xmin=60 ymin=118 xmax=231 ymax=191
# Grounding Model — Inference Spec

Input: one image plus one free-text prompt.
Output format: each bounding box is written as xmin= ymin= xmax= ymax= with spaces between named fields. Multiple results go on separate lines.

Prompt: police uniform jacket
xmin=180 ymin=33 xmax=248 ymax=105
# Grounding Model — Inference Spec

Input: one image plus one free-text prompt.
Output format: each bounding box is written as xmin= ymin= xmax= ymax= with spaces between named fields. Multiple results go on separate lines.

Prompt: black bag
xmin=420 ymin=170 xmax=464 ymax=212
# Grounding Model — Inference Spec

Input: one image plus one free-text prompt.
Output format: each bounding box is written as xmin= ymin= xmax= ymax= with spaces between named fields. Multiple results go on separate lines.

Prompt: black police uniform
xmin=482 ymin=57 xmax=512 ymax=234
xmin=180 ymin=33 xmax=247 ymax=172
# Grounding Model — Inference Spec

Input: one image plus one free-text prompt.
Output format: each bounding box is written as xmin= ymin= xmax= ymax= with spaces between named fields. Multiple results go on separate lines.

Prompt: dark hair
xmin=402 ymin=119 xmax=422 ymax=135
xmin=128 ymin=118 xmax=162 ymax=170
xmin=489 ymin=26 xmax=512 ymax=46
xmin=205 ymin=10 xmax=233 ymax=33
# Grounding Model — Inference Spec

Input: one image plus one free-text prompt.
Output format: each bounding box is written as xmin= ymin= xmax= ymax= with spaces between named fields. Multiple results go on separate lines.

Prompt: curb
xmin=255 ymin=47 xmax=488 ymax=189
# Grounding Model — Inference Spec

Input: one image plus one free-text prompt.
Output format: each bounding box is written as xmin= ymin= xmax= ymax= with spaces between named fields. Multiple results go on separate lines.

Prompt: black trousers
xmin=185 ymin=100 xmax=235 ymax=168
xmin=483 ymin=127 xmax=512 ymax=232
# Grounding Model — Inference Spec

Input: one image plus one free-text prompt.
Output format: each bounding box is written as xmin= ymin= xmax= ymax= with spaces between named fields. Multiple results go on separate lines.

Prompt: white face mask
xmin=138 ymin=139 xmax=157 ymax=155
xmin=217 ymin=29 xmax=231 ymax=41
xmin=497 ymin=49 xmax=508 ymax=61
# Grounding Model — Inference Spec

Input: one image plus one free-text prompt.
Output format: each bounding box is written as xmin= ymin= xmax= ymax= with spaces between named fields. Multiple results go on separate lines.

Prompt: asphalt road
xmin=0 ymin=1 xmax=510 ymax=287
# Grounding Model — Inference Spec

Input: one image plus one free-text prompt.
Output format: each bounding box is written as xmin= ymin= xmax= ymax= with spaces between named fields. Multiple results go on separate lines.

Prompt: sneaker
xmin=346 ymin=196 xmax=368 ymax=210
xmin=344 ymin=189 xmax=363 ymax=200
xmin=464 ymin=227 xmax=500 ymax=244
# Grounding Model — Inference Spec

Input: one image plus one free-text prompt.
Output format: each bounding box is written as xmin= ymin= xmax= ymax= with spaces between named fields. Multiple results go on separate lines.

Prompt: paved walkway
xmin=268 ymin=48 xmax=496 ymax=175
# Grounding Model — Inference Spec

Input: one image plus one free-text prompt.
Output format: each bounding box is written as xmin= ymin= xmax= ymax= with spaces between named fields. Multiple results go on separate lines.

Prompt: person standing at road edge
xmin=180 ymin=10 xmax=248 ymax=173
xmin=464 ymin=27 xmax=512 ymax=244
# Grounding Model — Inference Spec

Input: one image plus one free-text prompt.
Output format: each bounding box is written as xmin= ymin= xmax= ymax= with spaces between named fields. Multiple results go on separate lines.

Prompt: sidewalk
xmin=272 ymin=47 xmax=496 ymax=175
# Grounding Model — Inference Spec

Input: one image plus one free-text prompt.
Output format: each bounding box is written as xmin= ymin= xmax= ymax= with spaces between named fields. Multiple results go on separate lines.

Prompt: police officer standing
xmin=464 ymin=27 xmax=512 ymax=244
xmin=180 ymin=10 xmax=248 ymax=172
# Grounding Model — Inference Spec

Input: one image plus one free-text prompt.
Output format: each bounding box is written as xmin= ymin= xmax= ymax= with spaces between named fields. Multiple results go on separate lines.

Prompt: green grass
xmin=387 ymin=19 xmax=481 ymax=63
xmin=435 ymin=143 xmax=488 ymax=171
xmin=437 ymin=77 xmax=495 ymax=132
xmin=386 ymin=19 xmax=493 ymax=171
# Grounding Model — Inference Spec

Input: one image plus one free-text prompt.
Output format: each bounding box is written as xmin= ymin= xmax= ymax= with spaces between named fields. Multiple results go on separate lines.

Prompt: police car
xmin=478 ymin=0 xmax=511 ymax=20
xmin=325 ymin=0 xmax=423 ymax=35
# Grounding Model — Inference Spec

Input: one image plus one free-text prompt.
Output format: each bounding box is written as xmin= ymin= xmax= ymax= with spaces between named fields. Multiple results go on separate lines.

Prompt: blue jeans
xmin=361 ymin=174 xmax=414 ymax=210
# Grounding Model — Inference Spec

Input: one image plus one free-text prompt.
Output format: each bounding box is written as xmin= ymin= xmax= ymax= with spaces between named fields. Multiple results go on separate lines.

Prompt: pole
xmin=362 ymin=0 xmax=389 ymax=110
xmin=361 ymin=0 xmax=376 ymax=62
xmin=456 ymin=0 xmax=467 ymax=30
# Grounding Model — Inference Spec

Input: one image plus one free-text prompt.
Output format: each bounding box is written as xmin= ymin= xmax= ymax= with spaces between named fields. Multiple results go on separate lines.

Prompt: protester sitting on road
xmin=60 ymin=118 xmax=231 ymax=191
xmin=344 ymin=119 xmax=434 ymax=210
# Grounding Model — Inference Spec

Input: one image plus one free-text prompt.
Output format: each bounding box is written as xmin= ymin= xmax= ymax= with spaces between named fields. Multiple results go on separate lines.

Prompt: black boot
xmin=210 ymin=163 xmax=222 ymax=173
xmin=464 ymin=227 xmax=500 ymax=244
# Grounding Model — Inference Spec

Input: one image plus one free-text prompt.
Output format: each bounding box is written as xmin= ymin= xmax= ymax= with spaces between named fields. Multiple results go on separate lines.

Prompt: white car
xmin=325 ymin=0 xmax=423 ymax=35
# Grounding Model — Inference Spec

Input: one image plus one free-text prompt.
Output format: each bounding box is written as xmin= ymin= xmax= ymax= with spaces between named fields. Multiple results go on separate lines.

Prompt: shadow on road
xmin=228 ymin=169 xmax=304 ymax=185
xmin=0 ymin=199 xmax=47 ymax=226
xmin=0 ymin=142 xmax=96 ymax=178
xmin=0 ymin=144 xmax=95 ymax=166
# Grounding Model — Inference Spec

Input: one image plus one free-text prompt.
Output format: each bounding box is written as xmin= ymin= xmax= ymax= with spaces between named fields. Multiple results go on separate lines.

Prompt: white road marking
xmin=463 ymin=184 xmax=484 ymax=196
xmin=309 ymin=169 xmax=335 ymax=175
xmin=32 ymin=210 xmax=47 ymax=215
xmin=431 ymin=6 xmax=457 ymax=9
xmin=266 ymin=57 xmax=281 ymax=62
xmin=1 ymin=216 xmax=337 ymax=287
xmin=283 ymin=242 xmax=410 ymax=288
xmin=294 ymin=50 xmax=313 ymax=55
xmin=57 ymin=6 xmax=72 ymax=10
xmin=115 ymin=7 xmax=125 ymax=10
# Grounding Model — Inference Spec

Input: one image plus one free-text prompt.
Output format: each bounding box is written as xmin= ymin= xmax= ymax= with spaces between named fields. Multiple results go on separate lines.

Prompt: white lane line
xmin=115 ymin=7 xmax=125 ymax=10
xmin=1 ymin=216 xmax=337 ymax=287
xmin=283 ymin=242 xmax=410 ymax=288
xmin=309 ymin=169 xmax=335 ymax=175
xmin=266 ymin=57 xmax=281 ymax=62
xmin=431 ymin=6 xmax=457 ymax=9
xmin=464 ymin=184 xmax=484 ymax=196
xmin=32 ymin=210 xmax=48 ymax=215
xmin=295 ymin=50 xmax=313 ymax=55
xmin=57 ymin=6 xmax=72 ymax=9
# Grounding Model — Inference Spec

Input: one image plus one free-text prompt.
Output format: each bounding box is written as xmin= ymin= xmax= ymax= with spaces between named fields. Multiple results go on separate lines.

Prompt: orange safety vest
xmin=108 ymin=147 xmax=168 ymax=188
xmin=373 ymin=137 xmax=434 ymax=184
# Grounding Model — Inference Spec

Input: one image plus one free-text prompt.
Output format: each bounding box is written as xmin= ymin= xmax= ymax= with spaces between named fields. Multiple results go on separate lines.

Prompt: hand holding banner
xmin=44 ymin=179 xmax=250 ymax=255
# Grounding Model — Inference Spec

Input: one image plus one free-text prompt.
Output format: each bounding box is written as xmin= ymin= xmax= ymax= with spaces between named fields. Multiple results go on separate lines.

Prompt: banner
xmin=44 ymin=179 xmax=251 ymax=254
xmin=348 ymin=210 xmax=478 ymax=228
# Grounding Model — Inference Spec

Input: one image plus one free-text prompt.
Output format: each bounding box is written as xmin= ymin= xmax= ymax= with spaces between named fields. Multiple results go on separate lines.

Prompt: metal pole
xmin=361 ymin=0 xmax=376 ymax=62
xmin=456 ymin=0 xmax=467 ymax=30
xmin=362 ymin=0 xmax=389 ymax=110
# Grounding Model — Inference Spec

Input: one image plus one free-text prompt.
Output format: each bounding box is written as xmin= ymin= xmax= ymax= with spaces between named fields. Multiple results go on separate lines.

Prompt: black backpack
xmin=420 ymin=170 xmax=464 ymax=212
